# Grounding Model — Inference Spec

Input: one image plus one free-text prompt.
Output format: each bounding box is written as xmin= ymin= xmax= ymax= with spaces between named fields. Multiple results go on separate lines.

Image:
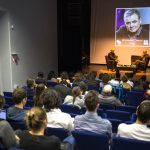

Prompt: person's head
xmin=103 ymin=84 xmax=112 ymax=95
xmin=136 ymin=100 xmax=150 ymax=124
xmin=0 ymin=95 xmax=5 ymax=109
xmin=72 ymin=86 xmax=81 ymax=97
xmin=47 ymin=70 xmax=56 ymax=80
xmin=84 ymin=90 xmax=99 ymax=112
xmin=26 ymin=107 xmax=47 ymax=132
xmin=121 ymin=75 xmax=128 ymax=83
xmin=27 ymin=78 xmax=35 ymax=88
xmin=35 ymin=84 xmax=45 ymax=96
xmin=79 ymin=81 xmax=87 ymax=95
xmin=102 ymin=73 xmax=110 ymax=84
xmin=110 ymin=49 xmax=115 ymax=53
xmin=145 ymin=89 xmax=150 ymax=100
xmin=41 ymin=88 xmax=60 ymax=112
xmin=37 ymin=72 xmax=44 ymax=78
xmin=13 ymin=88 xmax=27 ymax=106
xmin=74 ymin=72 xmax=83 ymax=82
xmin=143 ymin=50 xmax=147 ymax=55
xmin=124 ymin=9 xmax=141 ymax=33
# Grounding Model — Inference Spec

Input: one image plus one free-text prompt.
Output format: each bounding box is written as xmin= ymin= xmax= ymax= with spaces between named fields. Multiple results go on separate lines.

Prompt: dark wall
xmin=57 ymin=0 xmax=91 ymax=72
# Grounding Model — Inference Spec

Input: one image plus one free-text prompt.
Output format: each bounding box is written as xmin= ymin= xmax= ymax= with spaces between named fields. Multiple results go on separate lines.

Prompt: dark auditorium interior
xmin=1 ymin=0 xmax=150 ymax=150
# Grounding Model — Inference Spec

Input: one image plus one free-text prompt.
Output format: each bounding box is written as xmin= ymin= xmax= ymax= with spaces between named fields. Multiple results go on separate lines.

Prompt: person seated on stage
xmin=117 ymin=100 xmax=150 ymax=141
xmin=134 ymin=50 xmax=150 ymax=71
xmin=108 ymin=49 xmax=119 ymax=71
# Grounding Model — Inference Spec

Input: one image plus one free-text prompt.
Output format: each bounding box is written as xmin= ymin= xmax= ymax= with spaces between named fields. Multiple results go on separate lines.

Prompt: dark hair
xmin=37 ymin=72 xmax=44 ymax=78
xmin=33 ymin=84 xmax=45 ymax=107
xmin=41 ymin=88 xmax=60 ymax=112
xmin=47 ymin=70 xmax=56 ymax=80
xmin=26 ymin=107 xmax=47 ymax=132
xmin=72 ymin=86 xmax=81 ymax=104
xmin=121 ymin=75 xmax=128 ymax=82
xmin=84 ymin=90 xmax=99 ymax=111
xmin=27 ymin=78 xmax=35 ymax=88
xmin=0 ymin=95 xmax=5 ymax=109
xmin=60 ymin=71 xmax=69 ymax=80
xmin=79 ymin=81 xmax=87 ymax=95
xmin=13 ymin=88 xmax=27 ymax=104
xmin=124 ymin=9 xmax=141 ymax=20
xmin=137 ymin=101 xmax=150 ymax=124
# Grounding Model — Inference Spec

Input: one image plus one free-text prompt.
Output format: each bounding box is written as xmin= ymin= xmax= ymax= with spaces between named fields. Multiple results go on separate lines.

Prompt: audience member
xmin=41 ymin=88 xmax=74 ymax=131
xmin=35 ymin=71 xmax=46 ymax=85
xmin=120 ymin=75 xmax=132 ymax=91
xmin=54 ymin=71 xmax=72 ymax=99
xmin=47 ymin=70 xmax=58 ymax=83
xmin=33 ymin=83 xmax=45 ymax=107
xmin=63 ymin=86 xmax=84 ymax=109
xmin=144 ymin=89 xmax=150 ymax=100
xmin=108 ymin=74 xmax=120 ymax=87
xmin=0 ymin=95 xmax=5 ymax=110
xmin=74 ymin=90 xmax=112 ymax=138
xmin=22 ymin=78 xmax=36 ymax=98
xmin=16 ymin=107 xmax=61 ymax=150
xmin=72 ymin=72 xmax=84 ymax=87
xmin=117 ymin=100 xmax=150 ymax=141
xmin=99 ymin=85 xmax=122 ymax=106
xmin=7 ymin=88 xmax=27 ymax=121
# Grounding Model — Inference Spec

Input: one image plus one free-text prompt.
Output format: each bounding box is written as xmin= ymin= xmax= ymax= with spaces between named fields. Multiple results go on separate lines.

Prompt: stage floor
xmin=82 ymin=64 xmax=150 ymax=82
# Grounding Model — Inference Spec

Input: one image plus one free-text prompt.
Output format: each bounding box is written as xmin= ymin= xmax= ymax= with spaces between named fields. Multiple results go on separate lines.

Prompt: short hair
xmin=27 ymin=78 xmax=35 ymax=88
xmin=41 ymin=88 xmax=60 ymax=112
xmin=13 ymin=88 xmax=27 ymax=104
xmin=0 ymin=95 xmax=5 ymax=109
xmin=84 ymin=90 xmax=99 ymax=111
xmin=37 ymin=72 xmax=44 ymax=78
xmin=26 ymin=107 xmax=47 ymax=132
xmin=103 ymin=84 xmax=112 ymax=94
xmin=121 ymin=75 xmax=128 ymax=82
xmin=124 ymin=9 xmax=141 ymax=20
xmin=137 ymin=101 xmax=150 ymax=124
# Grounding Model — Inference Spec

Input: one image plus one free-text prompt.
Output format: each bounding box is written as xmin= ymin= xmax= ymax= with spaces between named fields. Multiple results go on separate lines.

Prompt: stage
xmin=82 ymin=64 xmax=150 ymax=82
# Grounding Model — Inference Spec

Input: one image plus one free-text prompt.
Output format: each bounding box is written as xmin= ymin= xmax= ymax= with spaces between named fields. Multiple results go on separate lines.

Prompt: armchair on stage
xmin=105 ymin=55 xmax=115 ymax=70
xmin=131 ymin=55 xmax=150 ymax=72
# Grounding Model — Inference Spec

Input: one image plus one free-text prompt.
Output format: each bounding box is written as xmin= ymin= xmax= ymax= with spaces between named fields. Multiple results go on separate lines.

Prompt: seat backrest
xmin=108 ymin=119 xmax=122 ymax=133
xmin=45 ymin=127 xmax=69 ymax=141
xmin=105 ymin=110 xmax=131 ymax=122
xmin=126 ymin=91 xmax=144 ymax=106
xmin=115 ymin=105 xmax=136 ymax=114
xmin=72 ymin=130 xmax=109 ymax=150
xmin=112 ymin=136 xmax=150 ymax=150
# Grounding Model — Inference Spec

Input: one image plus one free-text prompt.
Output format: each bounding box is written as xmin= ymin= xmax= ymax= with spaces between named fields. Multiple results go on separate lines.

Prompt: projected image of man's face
xmin=124 ymin=13 xmax=141 ymax=33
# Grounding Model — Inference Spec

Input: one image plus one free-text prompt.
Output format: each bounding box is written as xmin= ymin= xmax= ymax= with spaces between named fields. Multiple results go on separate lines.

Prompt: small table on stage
xmin=116 ymin=64 xmax=137 ymax=73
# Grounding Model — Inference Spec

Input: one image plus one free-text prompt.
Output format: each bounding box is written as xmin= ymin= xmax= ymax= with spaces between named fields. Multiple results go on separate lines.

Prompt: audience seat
xmin=111 ymin=136 xmax=150 ymax=150
xmin=115 ymin=105 xmax=136 ymax=114
xmin=72 ymin=130 xmax=109 ymax=150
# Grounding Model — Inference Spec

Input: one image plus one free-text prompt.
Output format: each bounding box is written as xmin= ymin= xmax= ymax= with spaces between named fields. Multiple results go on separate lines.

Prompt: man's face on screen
xmin=124 ymin=13 xmax=141 ymax=33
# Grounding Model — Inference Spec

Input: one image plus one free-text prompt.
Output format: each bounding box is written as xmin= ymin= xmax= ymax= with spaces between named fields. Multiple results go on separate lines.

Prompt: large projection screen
xmin=115 ymin=8 xmax=150 ymax=47
xmin=90 ymin=0 xmax=150 ymax=65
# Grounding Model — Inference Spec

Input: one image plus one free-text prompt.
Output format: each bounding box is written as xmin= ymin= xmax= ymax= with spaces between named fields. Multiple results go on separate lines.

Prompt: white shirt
xmin=63 ymin=95 xmax=84 ymax=109
xmin=117 ymin=123 xmax=150 ymax=141
xmin=46 ymin=108 xmax=74 ymax=131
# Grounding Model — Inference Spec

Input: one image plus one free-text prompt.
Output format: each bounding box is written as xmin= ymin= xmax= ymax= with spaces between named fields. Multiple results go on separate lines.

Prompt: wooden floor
xmin=82 ymin=64 xmax=150 ymax=82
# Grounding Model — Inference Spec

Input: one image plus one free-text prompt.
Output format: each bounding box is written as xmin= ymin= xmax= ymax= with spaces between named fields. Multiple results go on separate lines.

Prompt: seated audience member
xmin=99 ymin=73 xmax=111 ymax=89
xmin=72 ymin=72 xmax=84 ymax=87
xmin=99 ymin=85 xmax=122 ymax=106
xmin=125 ymin=73 xmax=134 ymax=87
xmin=33 ymin=83 xmax=46 ymax=107
xmin=54 ymin=71 xmax=72 ymax=99
xmin=144 ymin=89 xmax=150 ymax=100
xmin=22 ymin=78 xmax=36 ymax=98
xmin=16 ymin=107 xmax=61 ymax=150
xmin=120 ymin=75 xmax=132 ymax=91
xmin=7 ymin=88 xmax=27 ymax=121
xmin=47 ymin=70 xmax=58 ymax=83
xmin=35 ymin=71 xmax=46 ymax=85
xmin=0 ymin=120 xmax=19 ymax=149
xmin=117 ymin=100 xmax=150 ymax=141
xmin=0 ymin=95 xmax=5 ymax=110
xmin=133 ymin=80 xmax=144 ymax=91
xmin=41 ymin=88 xmax=74 ymax=131
xmin=74 ymin=90 xmax=112 ymax=138
xmin=108 ymin=74 xmax=120 ymax=87
xmin=79 ymin=81 xmax=88 ymax=99
xmin=63 ymin=86 xmax=84 ymax=109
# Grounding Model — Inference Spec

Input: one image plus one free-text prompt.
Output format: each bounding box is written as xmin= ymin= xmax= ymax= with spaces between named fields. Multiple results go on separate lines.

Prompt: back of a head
xmin=124 ymin=9 xmax=140 ymax=20
xmin=26 ymin=107 xmax=47 ymax=132
xmin=102 ymin=73 xmax=110 ymax=84
xmin=27 ymin=78 xmax=35 ymax=88
xmin=13 ymin=88 xmax=27 ymax=104
xmin=121 ymin=75 xmax=128 ymax=83
xmin=137 ymin=100 xmax=150 ymax=124
xmin=37 ymin=72 xmax=44 ymax=78
xmin=72 ymin=86 xmax=81 ymax=97
xmin=79 ymin=81 xmax=87 ymax=94
xmin=61 ymin=71 xmax=69 ymax=80
xmin=84 ymin=90 xmax=99 ymax=111
xmin=47 ymin=70 xmax=56 ymax=80
xmin=41 ymin=88 xmax=60 ymax=112
xmin=35 ymin=84 xmax=45 ymax=96
xmin=103 ymin=84 xmax=112 ymax=94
